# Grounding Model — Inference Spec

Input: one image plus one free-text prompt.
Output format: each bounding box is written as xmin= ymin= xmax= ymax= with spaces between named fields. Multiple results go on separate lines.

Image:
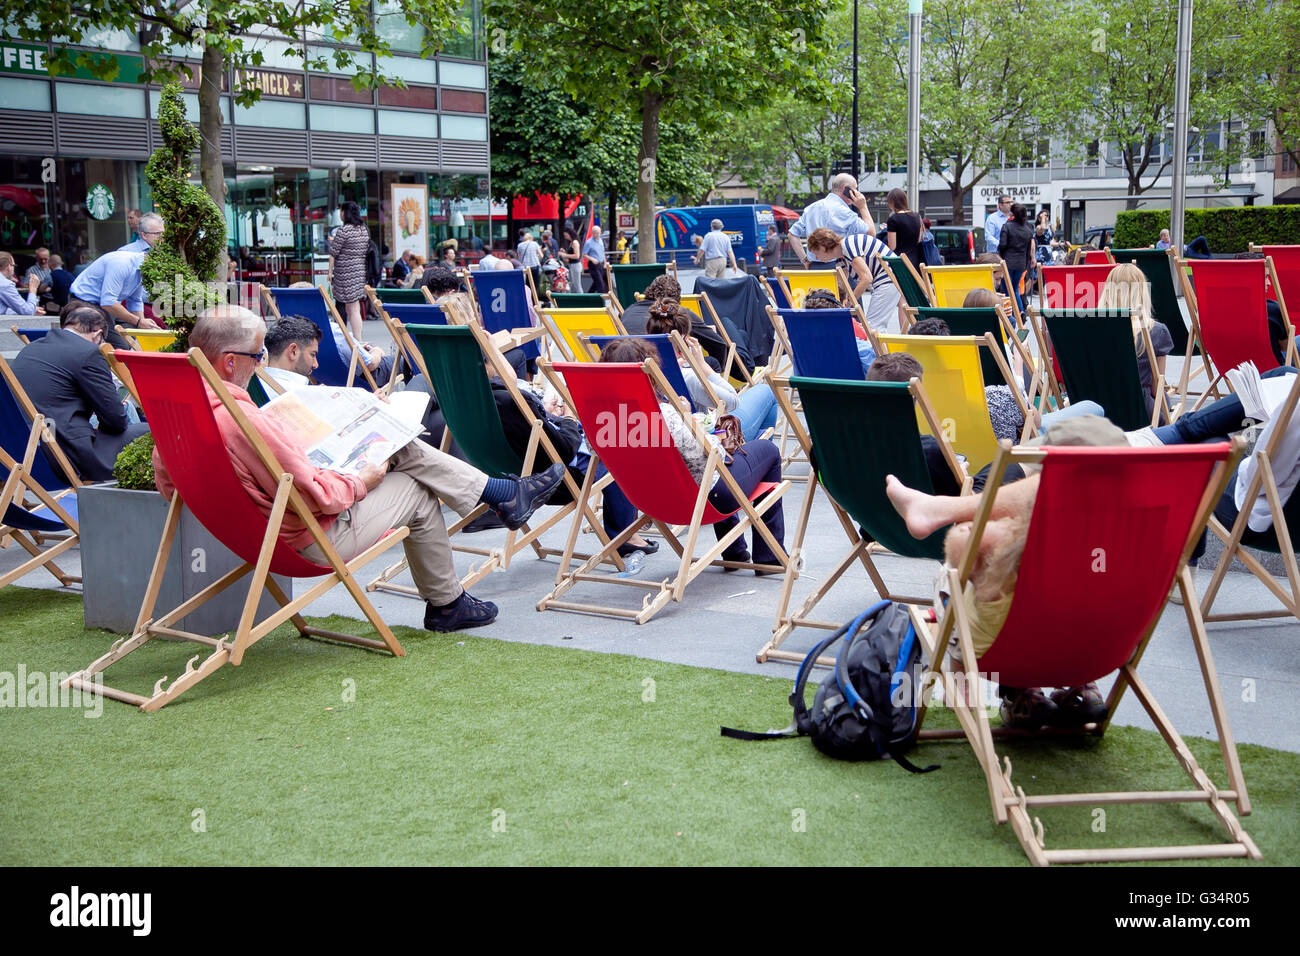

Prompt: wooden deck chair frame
xmin=771 ymin=266 xmax=848 ymax=310
xmin=1251 ymin=244 xmax=1300 ymax=334
xmin=1176 ymin=256 xmax=1296 ymax=415
xmin=535 ymin=357 xmax=792 ymax=624
xmin=680 ymin=291 xmax=754 ymax=386
xmin=882 ymin=255 xmax=935 ymax=321
xmin=537 ymin=305 xmax=627 ymax=362
xmin=907 ymin=439 xmax=1259 ymax=866
xmin=61 ymin=348 xmax=410 ymax=712
xmin=364 ymin=316 xmax=609 ymax=597
xmin=10 ymin=326 xmax=36 ymax=346
xmin=1200 ymin=370 xmax=1300 ymax=627
xmin=0 ymin=355 xmax=84 ymax=590
xmin=921 ymin=262 xmax=1023 ymax=324
xmin=604 ymin=260 xmax=676 ymax=315
xmin=760 ymin=374 xmax=970 ymax=665
xmin=259 ymin=284 xmax=382 ymax=393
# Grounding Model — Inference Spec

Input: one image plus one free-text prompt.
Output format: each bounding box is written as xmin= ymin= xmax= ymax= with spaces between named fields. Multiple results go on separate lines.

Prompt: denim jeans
xmin=732 ymin=383 xmax=779 ymax=441
xmin=1153 ymin=367 xmax=1296 ymax=444
xmin=1040 ymin=399 xmax=1104 ymax=430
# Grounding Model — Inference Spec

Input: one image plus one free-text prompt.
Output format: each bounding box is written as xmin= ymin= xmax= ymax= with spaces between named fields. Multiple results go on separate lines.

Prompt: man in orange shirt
xmin=153 ymin=305 xmax=564 ymax=630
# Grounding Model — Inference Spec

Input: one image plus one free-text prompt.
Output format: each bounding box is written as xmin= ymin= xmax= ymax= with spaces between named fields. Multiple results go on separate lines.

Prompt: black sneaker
xmin=424 ymin=592 xmax=499 ymax=631
xmin=493 ymin=463 xmax=566 ymax=530
xmin=462 ymin=510 xmax=506 ymax=534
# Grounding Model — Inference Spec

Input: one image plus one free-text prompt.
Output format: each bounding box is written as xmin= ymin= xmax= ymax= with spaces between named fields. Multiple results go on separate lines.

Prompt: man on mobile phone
xmin=787 ymin=173 xmax=877 ymax=269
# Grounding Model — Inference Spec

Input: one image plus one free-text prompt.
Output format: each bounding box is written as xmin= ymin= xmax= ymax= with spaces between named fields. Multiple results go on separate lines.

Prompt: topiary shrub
xmin=112 ymin=434 xmax=157 ymax=491
xmin=141 ymin=83 xmax=226 ymax=351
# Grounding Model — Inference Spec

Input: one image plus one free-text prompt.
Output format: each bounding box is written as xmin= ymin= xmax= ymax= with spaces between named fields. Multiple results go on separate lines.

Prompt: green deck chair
xmin=374 ymin=287 xmax=431 ymax=304
xmin=246 ymin=373 xmax=273 ymax=407
xmin=761 ymin=376 xmax=960 ymax=665
xmin=608 ymin=263 xmax=670 ymax=311
xmin=364 ymin=323 xmax=598 ymax=598
xmin=1109 ymin=248 xmax=1194 ymax=356
xmin=1040 ymin=308 xmax=1163 ymax=432
xmin=549 ymin=292 xmax=608 ymax=309
xmin=884 ymin=256 xmax=933 ymax=310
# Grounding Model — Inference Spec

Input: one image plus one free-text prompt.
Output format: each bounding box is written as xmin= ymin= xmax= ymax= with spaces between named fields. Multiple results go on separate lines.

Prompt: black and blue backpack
xmin=722 ymin=601 xmax=938 ymax=773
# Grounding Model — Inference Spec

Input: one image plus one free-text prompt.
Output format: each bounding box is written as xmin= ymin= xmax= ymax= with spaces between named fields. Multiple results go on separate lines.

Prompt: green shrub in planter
xmin=112 ymin=434 xmax=156 ymax=490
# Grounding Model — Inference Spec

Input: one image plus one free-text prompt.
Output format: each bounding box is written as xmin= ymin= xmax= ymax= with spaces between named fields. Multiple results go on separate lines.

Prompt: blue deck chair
xmin=10 ymin=326 xmax=51 ymax=345
xmin=765 ymin=276 xmax=793 ymax=309
xmin=0 ymin=355 xmax=83 ymax=589
xmin=469 ymin=269 xmax=541 ymax=362
xmin=775 ymin=307 xmax=865 ymax=380
xmin=585 ymin=333 xmax=702 ymax=411
xmin=260 ymin=285 xmax=378 ymax=390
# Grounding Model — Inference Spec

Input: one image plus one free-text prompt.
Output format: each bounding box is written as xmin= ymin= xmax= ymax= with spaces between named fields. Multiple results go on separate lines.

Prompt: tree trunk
xmin=199 ymin=42 xmax=227 ymax=280
xmin=951 ymin=182 xmax=966 ymax=225
xmin=636 ymin=91 xmax=663 ymax=266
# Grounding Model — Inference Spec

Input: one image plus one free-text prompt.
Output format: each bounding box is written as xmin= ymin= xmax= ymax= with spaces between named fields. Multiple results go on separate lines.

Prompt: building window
xmin=234 ymin=99 xmax=306 ymax=129
xmin=309 ymin=103 xmax=376 ymax=134
xmin=378 ymin=109 xmax=437 ymax=138
xmin=440 ymin=114 xmax=486 ymax=141
xmin=374 ymin=0 xmax=425 ymax=54
xmin=0 ymin=76 xmax=51 ymax=111
xmin=443 ymin=0 xmax=486 ymax=61
xmin=54 ymin=82 xmax=145 ymax=118
xmin=149 ymin=89 xmax=229 ymax=123
xmin=438 ymin=60 xmax=485 ymax=90
xmin=375 ymin=54 xmax=436 ymax=86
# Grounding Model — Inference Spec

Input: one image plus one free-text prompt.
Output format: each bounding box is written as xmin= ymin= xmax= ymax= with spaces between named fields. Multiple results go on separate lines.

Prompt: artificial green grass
xmin=1 ymin=587 xmax=1296 ymax=866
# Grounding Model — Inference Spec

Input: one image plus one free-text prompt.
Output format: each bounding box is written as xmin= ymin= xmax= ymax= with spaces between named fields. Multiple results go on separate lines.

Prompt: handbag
xmin=715 ymin=414 xmax=744 ymax=455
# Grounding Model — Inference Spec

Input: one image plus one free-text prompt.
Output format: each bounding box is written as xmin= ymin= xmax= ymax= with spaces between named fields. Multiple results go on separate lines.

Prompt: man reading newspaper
xmin=152 ymin=306 xmax=565 ymax=631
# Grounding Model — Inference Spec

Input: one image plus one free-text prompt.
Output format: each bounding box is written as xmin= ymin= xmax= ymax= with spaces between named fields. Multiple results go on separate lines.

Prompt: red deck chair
xmin=537 ymin=359 xmax=792 ymax=624
xmin=910 ymin=440 xmax=1259 ymax=865
xmin=1180 ymin=258 xmax=1297 ymax=405
xmin=62 ymin=350 xmax=409 ymax=712
xmin=1250 ymin=244 xmax=1300 ymax=334
xmin=1033 ymin=263 xmax=1118 ymax=402
xmin=1080 ymin=249 xmax=1114 ymax=265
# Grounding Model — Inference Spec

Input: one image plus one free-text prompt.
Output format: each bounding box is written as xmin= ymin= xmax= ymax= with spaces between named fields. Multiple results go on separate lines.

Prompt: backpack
xmin=722 ymin=601 xmax=938 ymax=772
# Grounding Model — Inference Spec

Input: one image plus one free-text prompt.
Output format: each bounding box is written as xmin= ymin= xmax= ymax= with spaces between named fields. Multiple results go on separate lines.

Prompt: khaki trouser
xmin=704 ymin=257 xmax=728 ymax=278
xmin=299 ymin=441 xmax=486 ymax=604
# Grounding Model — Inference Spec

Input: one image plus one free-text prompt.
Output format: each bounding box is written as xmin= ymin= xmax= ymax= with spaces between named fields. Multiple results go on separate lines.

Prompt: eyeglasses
xmin=227 ymin=347 xmax=267 ymax=363
xmin=141 ymin=230 xmax=163 ymax=237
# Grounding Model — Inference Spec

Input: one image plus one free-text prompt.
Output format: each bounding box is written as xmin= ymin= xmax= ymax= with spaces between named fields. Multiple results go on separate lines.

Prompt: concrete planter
xmin=79 ymin=484 xmax=289 ymax=635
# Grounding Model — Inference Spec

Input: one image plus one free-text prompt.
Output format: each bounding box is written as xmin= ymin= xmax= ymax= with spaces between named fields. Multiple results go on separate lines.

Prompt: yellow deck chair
xmin=920 ymin=263 xmax=1022 ymax=323
xmin=773 ymin=267 xmax=844 ymax=309
xmin=538 ymin=306 xmax=628 ymax=362
xmin=875 ymin=332 xmax=1020 ymax=473
xmin=116 ymin=326 xmax=180 ymax=351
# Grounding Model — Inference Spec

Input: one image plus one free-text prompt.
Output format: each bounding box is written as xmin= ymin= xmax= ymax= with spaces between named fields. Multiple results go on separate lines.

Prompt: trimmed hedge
xmin=1114 ymin=205 xmax=1300 ymax=252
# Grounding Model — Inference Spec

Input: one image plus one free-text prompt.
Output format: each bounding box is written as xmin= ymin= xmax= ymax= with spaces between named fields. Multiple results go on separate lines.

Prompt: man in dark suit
xmin=10 ymin=301 xmax=149 ymax=481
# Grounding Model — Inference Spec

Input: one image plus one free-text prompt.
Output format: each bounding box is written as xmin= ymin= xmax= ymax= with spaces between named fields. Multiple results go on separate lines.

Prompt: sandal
xmin=1049 ymin=683 xmax=1108 ymax=727
xmin=999 ymin=688 xmax=1058 ymax=730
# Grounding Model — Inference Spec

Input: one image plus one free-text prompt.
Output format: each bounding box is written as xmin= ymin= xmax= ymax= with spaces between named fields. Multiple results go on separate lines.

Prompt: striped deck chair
xmin=536 ymin=359 xmax=791 ymax=624
xmin=909 ymin=440 xmax=1258 ymax=865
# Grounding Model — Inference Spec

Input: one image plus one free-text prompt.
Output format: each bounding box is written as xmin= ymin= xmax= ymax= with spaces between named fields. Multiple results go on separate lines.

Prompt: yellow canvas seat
xmin=920 ymin=263 xmax=1021 ymax=323
xmin=538 ymin=306 xmax=627 ymax=362
xmin=773 ymin=267 xmax=843 ymax=309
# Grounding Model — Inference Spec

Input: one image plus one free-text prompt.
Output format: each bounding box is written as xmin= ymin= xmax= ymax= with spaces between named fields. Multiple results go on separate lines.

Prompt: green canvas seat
xmin=374 ymin=288 xmax=430 ymax=304
xmin=761 ymin=376 xmax=959 ymax=664
xmin=550 ymin=292 xmax=608 ymax=309
xmin=1040 ymin=308 xmax=1154 ymax=432
xmin=884 ymin=256 xmax=932 ymax=309
xmin=608 ymin=263 xmax=669 ymax=308
xmin=246 ymin=373 xmax=273 ymax=407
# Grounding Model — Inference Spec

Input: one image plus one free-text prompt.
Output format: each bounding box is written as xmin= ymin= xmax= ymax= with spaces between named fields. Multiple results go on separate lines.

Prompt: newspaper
xmin=1225 ymin=361 xmax=1297 ymax=423
xmin=261 ymin=387 xmax=429 ymax=475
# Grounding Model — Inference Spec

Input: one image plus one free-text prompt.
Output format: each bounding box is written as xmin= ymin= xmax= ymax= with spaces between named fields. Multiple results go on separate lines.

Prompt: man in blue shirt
xmin=582 ymin=225 xmax=608 ymax=292
xmin=118 ymin=212 xmax=164 ymax=254
xmin=0 ymin=251 xmax=44 ymax=316
xmin=699 ymin=219 xmax=738 ymax=278
xmin=68 ymin=250 xmax=161 ymax=351
xmin=788 ymin=173 xmax=877 ymax=268
xmin=984 ymin=195 xmax=1011 ymax=254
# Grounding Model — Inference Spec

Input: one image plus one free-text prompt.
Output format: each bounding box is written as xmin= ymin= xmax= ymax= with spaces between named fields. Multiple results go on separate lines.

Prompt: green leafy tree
xmin=12 ymin=0 xmax=464 ymax=272
xmin=1213 ymin=0 xmax=1300 ymax=177
xmin=490 ymin=0 xmax=829 ymax=255
xmin=143 ymin=83 xmax=225 ymax=348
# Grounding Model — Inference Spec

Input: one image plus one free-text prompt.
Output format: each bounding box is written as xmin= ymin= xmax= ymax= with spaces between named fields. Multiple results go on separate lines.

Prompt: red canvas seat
xmin=910 ymin=441 xmax=1259 ymax=865
xmin=1039 ymin=263 xmax=1116 ymax=309
xmin=1253 ymin=245 xmax=1299 ymax=328
xmin=537 ymin=359 xmax=790 ymax=623
xmin=62 ymin=350 xmax=409 ymax=712
xmin=1183 ymin=259 xmax=1295 ymax=386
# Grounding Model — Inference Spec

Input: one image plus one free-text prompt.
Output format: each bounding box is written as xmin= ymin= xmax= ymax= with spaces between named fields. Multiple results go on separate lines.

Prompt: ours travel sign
xmin=0 ymin=42 xmax=144 ymax=83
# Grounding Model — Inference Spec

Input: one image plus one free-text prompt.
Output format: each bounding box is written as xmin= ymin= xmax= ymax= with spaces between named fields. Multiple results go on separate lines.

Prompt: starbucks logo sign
xmin=86 ymin=184 xmax=116 ymax=221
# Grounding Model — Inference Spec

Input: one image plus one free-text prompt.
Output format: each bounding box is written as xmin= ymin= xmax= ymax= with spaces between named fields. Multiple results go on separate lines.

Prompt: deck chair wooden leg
xmin=0 ymin=529 xmax=79 ymax=588
xmin=134 ymin=492 xmax=184 ymax=634
xmin=230 ymin=477 xmax=295 ymax=666
xmin=763 ymin=470 xmax=820 ymax=658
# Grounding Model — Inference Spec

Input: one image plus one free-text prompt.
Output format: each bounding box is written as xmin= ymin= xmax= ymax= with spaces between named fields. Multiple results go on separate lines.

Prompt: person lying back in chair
xmin=153 ymin=305 xmax=566 ymax=631
xmin=884 ymin=415 xmax=1129 ymax=729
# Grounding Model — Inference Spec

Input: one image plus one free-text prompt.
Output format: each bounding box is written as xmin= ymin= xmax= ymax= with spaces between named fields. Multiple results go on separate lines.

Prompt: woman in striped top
xmin=805 ymin=226 xmax=902 ymax=333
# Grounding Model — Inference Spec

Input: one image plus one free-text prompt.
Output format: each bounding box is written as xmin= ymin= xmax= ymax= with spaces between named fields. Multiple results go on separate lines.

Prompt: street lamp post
xmin=852 ymin=0 xmax=859 ymax=180
xmin=907 ymin=0 xmax=922 ymax=213
xmin=1170 ymin=0 xmax=1194 ymax=253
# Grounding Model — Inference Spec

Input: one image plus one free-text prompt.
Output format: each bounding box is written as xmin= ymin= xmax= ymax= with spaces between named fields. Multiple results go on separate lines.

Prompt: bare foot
xmin=885 ymin=474 xmax=949 ymax=539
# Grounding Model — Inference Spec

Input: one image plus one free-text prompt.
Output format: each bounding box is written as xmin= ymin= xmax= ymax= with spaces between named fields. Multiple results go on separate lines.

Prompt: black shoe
xmin=462 ymin=511 xmax=506 ymax=533
xmin=424 ymin=592 xmax=499 ymax=631
xmin=721 ymin=546 xmax=750 ymax=571
xmin=617 ymin=539 xmax=658 ymax=558
xmin=493 ymin=463 xmax=566 ymax=530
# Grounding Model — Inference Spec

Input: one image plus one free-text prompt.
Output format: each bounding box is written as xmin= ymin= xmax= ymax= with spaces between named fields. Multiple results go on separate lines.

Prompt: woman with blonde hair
xmin=1097 ymin=262 xmax=1173 ymax=418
